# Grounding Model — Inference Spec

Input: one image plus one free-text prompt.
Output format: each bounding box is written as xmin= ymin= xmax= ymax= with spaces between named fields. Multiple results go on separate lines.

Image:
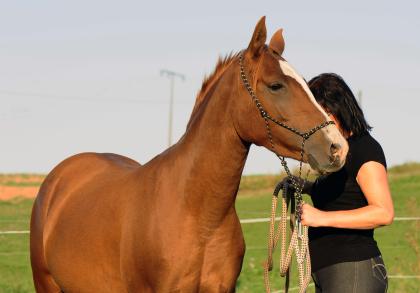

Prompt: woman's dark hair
xmin=308 ymin=73 xmax=372 ymax=137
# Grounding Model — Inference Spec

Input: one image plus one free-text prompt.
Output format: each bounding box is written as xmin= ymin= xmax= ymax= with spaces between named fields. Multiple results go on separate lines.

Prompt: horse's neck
xmin=168 ymin=64 xmax=249 ymax=228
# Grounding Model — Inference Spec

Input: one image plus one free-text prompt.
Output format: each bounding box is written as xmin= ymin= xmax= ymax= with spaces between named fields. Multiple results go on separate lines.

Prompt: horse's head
xmin=233 ymin=17 xmax=348 ymax=173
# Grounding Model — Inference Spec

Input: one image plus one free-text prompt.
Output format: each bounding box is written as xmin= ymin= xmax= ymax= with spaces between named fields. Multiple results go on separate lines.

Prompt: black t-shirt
xmin=309 ymin=132 xmax=387 ymax=272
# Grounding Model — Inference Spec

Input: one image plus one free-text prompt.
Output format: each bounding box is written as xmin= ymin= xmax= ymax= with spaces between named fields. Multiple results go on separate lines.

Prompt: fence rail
xmin=239 ymin=216 xmax=420 ymax=224
xmin=1 ymin=216 xmax=418 ymax=234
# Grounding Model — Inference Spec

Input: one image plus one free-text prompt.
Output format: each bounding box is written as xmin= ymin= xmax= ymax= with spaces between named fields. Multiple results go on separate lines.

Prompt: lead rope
xmin=238 ymin=52 xmax=332 ymax=293
xmin=262 ymin=132 xmax=312 ymax=293
xmin=264 ymin=175 xmax=312 ymax=293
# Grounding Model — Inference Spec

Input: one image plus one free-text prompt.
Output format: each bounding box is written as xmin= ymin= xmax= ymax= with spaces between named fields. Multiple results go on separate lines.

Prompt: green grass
xmin=0 ymin=163 xmax=419 ymax=292
xmin=0 ymin=198 xmax=33 ymax=293
xmin=0 ymin=234 xmax=32 ymax=293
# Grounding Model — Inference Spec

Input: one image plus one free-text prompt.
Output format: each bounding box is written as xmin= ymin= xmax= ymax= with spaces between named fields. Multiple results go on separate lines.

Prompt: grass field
xmin=0 ymin=163 xmax=419 ymax=292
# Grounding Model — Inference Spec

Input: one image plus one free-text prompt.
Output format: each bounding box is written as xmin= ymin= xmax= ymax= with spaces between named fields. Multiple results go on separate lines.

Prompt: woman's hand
xmin=277 ymin=176 xmax=314 ymax=195
xmin=300 ymin=202 xmax=326 ymax=227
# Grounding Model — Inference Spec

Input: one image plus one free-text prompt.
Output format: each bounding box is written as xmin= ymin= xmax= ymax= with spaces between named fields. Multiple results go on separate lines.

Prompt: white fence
xmin=1 ymin=216 xmax=419 ymax=234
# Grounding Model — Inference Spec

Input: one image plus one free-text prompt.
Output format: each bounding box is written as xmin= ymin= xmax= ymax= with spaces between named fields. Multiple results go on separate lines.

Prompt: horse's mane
xmin=187 ymin=52 xmax=239 ymax=128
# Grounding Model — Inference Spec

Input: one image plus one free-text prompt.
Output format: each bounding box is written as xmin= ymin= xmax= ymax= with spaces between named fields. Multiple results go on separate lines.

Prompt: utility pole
xmin=160 ymin=69 xmax=185 ymax=147
xmin=357 ymin=90 xmax=363 ymax=109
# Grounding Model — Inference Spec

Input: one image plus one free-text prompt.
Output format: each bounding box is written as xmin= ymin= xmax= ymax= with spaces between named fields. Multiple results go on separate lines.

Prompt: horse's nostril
xmin=330 ymin=143 xmax=341 ymax=155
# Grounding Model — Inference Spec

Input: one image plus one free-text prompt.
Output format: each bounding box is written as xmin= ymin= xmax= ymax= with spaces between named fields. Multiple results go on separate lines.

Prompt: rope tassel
xmin=264 ymin=179 xmax=311 ymax=293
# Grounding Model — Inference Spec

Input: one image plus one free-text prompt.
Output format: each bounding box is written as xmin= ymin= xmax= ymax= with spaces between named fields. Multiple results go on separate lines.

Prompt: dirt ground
xmin=0 ymin=174 xmax=44 ymax=200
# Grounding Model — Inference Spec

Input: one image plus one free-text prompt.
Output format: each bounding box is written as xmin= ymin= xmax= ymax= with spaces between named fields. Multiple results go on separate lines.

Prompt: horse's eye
xmin=269 ymin=83 xmax=284 ymax=91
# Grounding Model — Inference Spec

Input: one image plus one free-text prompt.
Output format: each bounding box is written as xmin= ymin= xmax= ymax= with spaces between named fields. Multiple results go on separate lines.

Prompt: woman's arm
xmin=303 ymin=180 xmax=314 ymax=195
xmin=301 ymin=161 xmax=394 ymax=229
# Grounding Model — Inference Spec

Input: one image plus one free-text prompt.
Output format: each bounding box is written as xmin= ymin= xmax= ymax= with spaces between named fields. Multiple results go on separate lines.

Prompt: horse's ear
xmin=247 ymin=16 xmax=267 ymax=58
xmin=269 ymin=29 xmax=285 ymax=58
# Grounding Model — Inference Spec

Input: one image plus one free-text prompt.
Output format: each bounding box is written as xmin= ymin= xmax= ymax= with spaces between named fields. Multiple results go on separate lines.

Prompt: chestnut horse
xmin=30 ymin=17 xmax=348 ymax=293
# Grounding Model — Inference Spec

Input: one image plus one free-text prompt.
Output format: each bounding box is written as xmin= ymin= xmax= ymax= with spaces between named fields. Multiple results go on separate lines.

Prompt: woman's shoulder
xmin=349 ymin=132 xmax=383 ymax=152
xmin=346 ymin=132 xmax=387 ymax=175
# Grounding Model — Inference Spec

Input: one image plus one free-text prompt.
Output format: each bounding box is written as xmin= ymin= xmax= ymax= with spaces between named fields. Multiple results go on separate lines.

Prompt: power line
xmin=0 ymin=89 xmax=193 ymax=105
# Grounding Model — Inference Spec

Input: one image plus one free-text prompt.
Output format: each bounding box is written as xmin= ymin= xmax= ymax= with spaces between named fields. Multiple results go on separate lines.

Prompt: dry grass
xmin=388 ymin=162 xmax=420 ymax=180
xmin=0 ymin=174 xmax=44 ymax=200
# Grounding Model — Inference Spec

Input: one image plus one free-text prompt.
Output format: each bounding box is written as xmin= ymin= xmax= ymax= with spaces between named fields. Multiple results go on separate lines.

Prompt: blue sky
xmin=1 ymin=1 xmax=419 ymax=174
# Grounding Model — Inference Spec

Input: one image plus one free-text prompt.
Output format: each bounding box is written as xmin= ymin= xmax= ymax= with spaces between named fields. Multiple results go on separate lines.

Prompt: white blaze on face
xmin=279 ymin=60 xmax=329 ymax=120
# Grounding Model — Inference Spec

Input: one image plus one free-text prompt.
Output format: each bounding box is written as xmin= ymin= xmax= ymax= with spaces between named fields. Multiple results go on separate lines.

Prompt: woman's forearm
xmin=319 ymin=205 xmax=394 ymax=229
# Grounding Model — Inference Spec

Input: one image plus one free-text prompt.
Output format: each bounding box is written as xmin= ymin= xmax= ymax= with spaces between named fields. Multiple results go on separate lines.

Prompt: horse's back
xmin=31 ymin=152 xmax=142 ymax=292
xmin=33 ymin=152 xmax=141 ymax=228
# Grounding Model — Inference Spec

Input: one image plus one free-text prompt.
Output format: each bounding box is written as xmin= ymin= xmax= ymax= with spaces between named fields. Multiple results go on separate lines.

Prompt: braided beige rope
xmin=264 ymin=192 xmax=311 ymax=293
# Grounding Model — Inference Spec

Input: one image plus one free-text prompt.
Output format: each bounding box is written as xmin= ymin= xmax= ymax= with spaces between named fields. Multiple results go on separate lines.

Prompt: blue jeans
xmin=312 ymin=255 xmax=388 ymax=292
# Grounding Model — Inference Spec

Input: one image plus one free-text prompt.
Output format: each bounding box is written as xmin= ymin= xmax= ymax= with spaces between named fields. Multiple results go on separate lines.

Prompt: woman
xmin=300 ymin=73 xmax=394 ymax=292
